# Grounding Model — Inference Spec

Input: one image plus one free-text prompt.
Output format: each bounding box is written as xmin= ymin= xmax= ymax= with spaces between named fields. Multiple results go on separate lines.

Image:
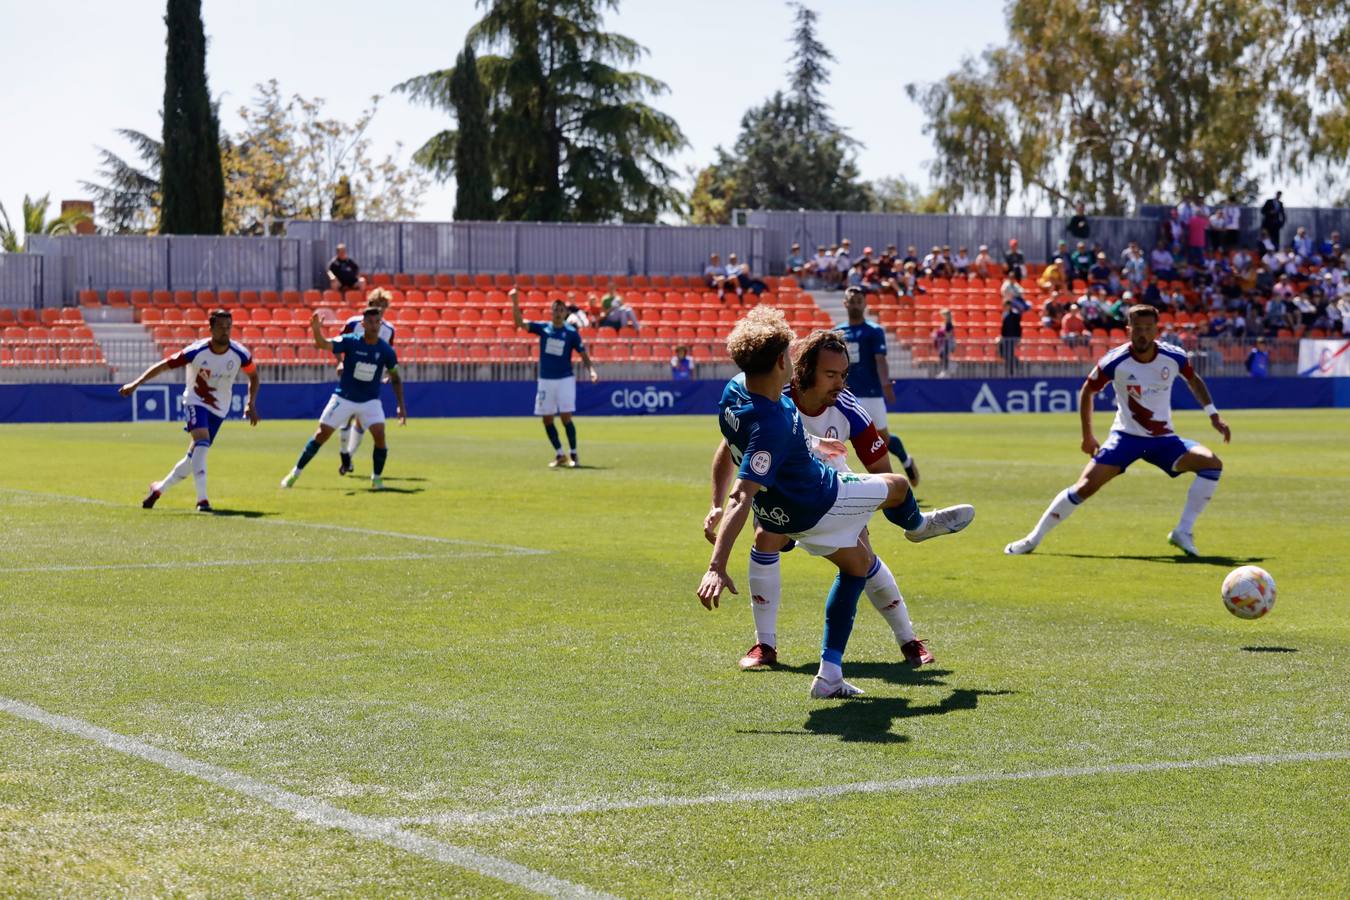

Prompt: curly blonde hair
xmin=365 ymin=287 xmax=393 ymax=309
xmin=726 ymin=305 xmax=794 ymax=375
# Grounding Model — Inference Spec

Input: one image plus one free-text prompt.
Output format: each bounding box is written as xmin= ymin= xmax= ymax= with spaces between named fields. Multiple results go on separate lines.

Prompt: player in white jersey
xmin=704 ymin=329 xmax=944 ymax=670
xmin=119 ymin=309 xmax=260 ymax=512
xmin=336 ymin=289 xmax=396 ymax=475
xmin=1005 ymin=304 xmax=1231 ymax=557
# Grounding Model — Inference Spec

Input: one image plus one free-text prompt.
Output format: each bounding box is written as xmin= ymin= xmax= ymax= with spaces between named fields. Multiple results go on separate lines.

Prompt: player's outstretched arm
xmin=508 ymin=288 xmax=526 ymax=330
xmin=697 ymin=479 xmax=760 ymax=609
xmin=1079 ymin=374 xmax=1102 ymax=456
xmin=244 ymin=368 xmax=260 ymax=425
xmin=389 ymin=368 xmax=407 ymax=425
xmin=1184 ymin=371 xmax=1231 ymax=443
xmin=310 ymin=312 xmax=334 ymax=351
xmin=118 ymin=359 xmax=171 ymax=397
xmin=704 ymin=439 xmax=736 ymax=543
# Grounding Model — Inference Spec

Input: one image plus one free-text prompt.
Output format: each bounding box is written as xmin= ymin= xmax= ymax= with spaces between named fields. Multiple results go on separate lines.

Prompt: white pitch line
xmin=393 ymin=749 xmax=1350 ymax=827
xmin=0 ymin=696 xmax=611 ymax=899
xmin=0 ymin=487 xmax=548 ymax=556
xmin=0 ymin=552 xmax=508 ymax=574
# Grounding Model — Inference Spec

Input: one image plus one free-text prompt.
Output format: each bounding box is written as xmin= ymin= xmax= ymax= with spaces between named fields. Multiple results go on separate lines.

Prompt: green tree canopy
xmin=397 ymin=0 xmax=686 ymax=223
xmin=449 ymin=43 xmax=495 ymax=221
xmin=159 ymin=0 xmax=223 ymax=234
xmin=688 ymin=3 xmax=872 ymax=223
xmin=907 ymin=0 xmax=1350 ymax=215
xmin=0 ymin=195 xmax=90 ymax=253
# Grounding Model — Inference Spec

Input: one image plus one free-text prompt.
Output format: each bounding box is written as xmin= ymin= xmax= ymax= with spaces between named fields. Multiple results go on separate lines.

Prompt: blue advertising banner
xmin=0 ymin=377 xmax=1343 ymax=424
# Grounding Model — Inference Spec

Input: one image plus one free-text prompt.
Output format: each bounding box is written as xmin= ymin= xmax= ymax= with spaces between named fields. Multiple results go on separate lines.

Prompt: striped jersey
xmin=1087 ymin=341 xmax=1193 ymax=438
xmin=787 ymin=385 xmax=888 ymax=471
xmin=165 ymin=339 xmax=255 ymax=419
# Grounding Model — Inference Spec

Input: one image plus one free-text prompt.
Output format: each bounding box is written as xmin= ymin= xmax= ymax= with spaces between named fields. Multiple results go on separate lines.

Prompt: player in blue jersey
xmin=121 ymin=309 xmax=260 ymax=512
xmin=281 ymin=307 xmax=406 ymax=490
xmin=839 ymin=286 xmax=921 ymax=485
xmin=698 ymin=306 xmax=974 ymax=699
xmin=509 ymin=288 xmax=598 ymax=468
xmin=336 ymin=289 xmax=396 ymax=476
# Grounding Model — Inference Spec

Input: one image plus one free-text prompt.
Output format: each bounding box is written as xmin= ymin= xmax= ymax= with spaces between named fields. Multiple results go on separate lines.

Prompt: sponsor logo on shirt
xmin=750 ymin=450 xmax=772 ymax=476
xmin=755 ymin=504 xmax=791 ymax=526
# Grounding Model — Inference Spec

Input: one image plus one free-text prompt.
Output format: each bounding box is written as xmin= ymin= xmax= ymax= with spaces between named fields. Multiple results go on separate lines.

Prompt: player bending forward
xmin=698 ymin=307 xmax=974 ymax=700
xmin=281 ymin=308 xmax=406 ymax=490
xmin=121 ymin=309 xmax=260 ymax=512
xmin=1005 ymin=303 xmax=1231 ymax=557
xmin=705 ymin=329 xmax=937 ymax=670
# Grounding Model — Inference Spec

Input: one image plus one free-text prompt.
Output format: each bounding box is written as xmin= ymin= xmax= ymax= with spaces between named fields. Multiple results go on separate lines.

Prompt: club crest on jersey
xmin=749 ymin=450 xmax=772 ymax=476
xmin=1160 ymin=366 xmax=1170 ymax=380
xmin=824 ymin=426 xmax=839 ymax=439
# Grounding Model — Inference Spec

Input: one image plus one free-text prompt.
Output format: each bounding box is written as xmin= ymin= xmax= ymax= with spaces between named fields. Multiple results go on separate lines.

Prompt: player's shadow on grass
xmin=779 ymin=661 xmax=955 ymax=688
xmin=1241 ymin=645 xmax=1298 ymax=654
xmin=740 ymin=688 xmax=1015 ymax=744
xmin=197 ymin=508 xmax=271 ymax=518
xmin=379 ymin=476 xmax=428 ymax=483
xmin=344 ymin=486 xmax=424 ymax=496
xmin=1045 ymin=552 xmax=1266 ymax=567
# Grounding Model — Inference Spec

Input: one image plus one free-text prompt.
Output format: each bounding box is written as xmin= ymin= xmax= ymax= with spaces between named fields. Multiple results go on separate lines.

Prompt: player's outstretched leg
xmin=282 ymin=427 xmax=332 ymax=487
xmin=863 ymin=556 xmax=933 ymax=666
xmin=1006 ymin=462 xmax=1118 ymax=555
xmin=542 ymin=415 xmax=565 ymax=467
xmin=741 ymin=546 xmax=782 ymax=669
xmin=876 ymin=474 xmax=974 ymax=543
xmin=145 ymin=443 xmax=195 ymax=508
xmin=1169 ymin=459 xmax=1222 ymax=557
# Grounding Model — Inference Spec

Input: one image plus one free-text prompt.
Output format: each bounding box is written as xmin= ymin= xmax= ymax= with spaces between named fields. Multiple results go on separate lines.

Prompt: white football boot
xmin=1004 ymin=535 xmax=1039 ymax=555
xmin=809 ymin=675 xmax=865 ymax=699
xmin=1168 ymin=529 xmax=1199 ymax=557
xmin=904 ymin=504 xmax=976 ymax=543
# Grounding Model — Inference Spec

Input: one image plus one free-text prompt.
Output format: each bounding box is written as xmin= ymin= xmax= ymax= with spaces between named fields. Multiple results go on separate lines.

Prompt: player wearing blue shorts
xmin=839 ymin=286 xmax=920 ymax=485
xmin=509 ymin=288 xmax=598 ymax=468
xmin=697 ymin=307 xmax=974 ymax=699
xmin=120 ymin=309 xmax=260 ymax=513
xmin=1005 ymin=304 xmax=1232 ymax=557
xmin=281 ymin=307 xmax=406 ymax=491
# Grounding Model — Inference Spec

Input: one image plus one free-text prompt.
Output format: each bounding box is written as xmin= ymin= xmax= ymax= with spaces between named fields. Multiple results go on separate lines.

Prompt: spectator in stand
xmin=785 ymin=242 xmax=806 ymax=276
xmin=1041 ymin=289 xmax=1067 ymax=331
xmin=1292 ymin=226 xmax=1313 ymax=263
xmin=565 ymin=302 xmax=591 ymax=330
xmin=1061 ymin=302 xmax=1087 ymax=345
xmin=1259 ymin=228 xmax=1277 ymax=254
xmin=932 ymin=308 xmax=955 ymax=375
xmin=1264 ymin=293 xmax=1293 ymax=332
xmin=1207 ymin=309 xmax=1230 ymax=337
xmin=834 ymin=239 xmax=853 ymax=284
xmin=1001 ymin=273 xmax=1029 ymax=313
xmin=901 ymin=245 xmax=920 ymax=267
xmin=1101 ymin=288 xmax=1128 ymax=329
xmin=972 ymin=245 xmax=994 ymax=281
xmin=1244 ymin=297 xmax=1267 ymax=337
xmin=1069 ymin=241 xmax=1094 ymax=286
xmin=1121 ymin=240 xmax=1148 ymax=291
xmin=1089 ymin=252 xmax=1112 ymax=290
xmin=1049 ymin=239 xmax=1071 ymax=269
xmin=326 ymin=244 xmax=366 ymax=292
xmin=998 ymin=299 xmax=1022 ymax=374
xmin=728 ymin=252 xmax=768 ymax=299
xmin=808 ymin=245 xmax=836 ymax=287
xmin=1164 ymin=207 xmax=1185 ymax=251
xmin=1066 ymin=200 xmax=1090 ymax=240
xmin=898 ymin=261 xmax=925 ymax=297
xmin=1217 ymin=196 xmax=1242 ymax=248
xmin=1318 ymin=231 xmax=1341 ymax=267
xmin=705 ymin=253 xmax=727 ymax=296
xmin=1261 ymin=191 xmax=1286 ymax=249
xmin=1337 ymin=292 xmax=1350 ymax=335
xmin=1039 ymin=257 xmax=1068 ymax=292
xmin=1292 ymin=291 xmax=1318 ymax=330
xmin=1004 ymin=238 xmax=1026 ymax=281
xmin=670 ymin=344 xmax=695 ymax=381
xmin=952 ymin=246 xmax=972 ymax=279
xmin=1142 ymin=278 xmax=1166 ymax=311
xmin=1151 ymin=240 xmax=1179 ymax=281
xmin=1078 ymin=287 xmax=1106 ymax=330
xmin=1231 ymin=245 xmax=1253 ymax=273
xmin=1231 ymin=308 xmax=1247 ymax=337
xmin=597 ymin=291 xmax=640 ymax=333
xmin=1245 ymin=337 xmax=1269 ymax=377
xmin=1185 ymin=203 xmax=1211 ymax=264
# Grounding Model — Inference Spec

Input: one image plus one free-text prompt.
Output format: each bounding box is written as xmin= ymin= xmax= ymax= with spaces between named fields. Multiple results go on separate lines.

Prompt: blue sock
xmin=887 ymin=433 xmax=909 ymax=461
xmin=821 ymin=572 xmax=867 ymax=663
xmin=883 ymin=489 xmax=925 ymax=531
xmin=543 ymin=422 xmax=562 ymax=451
xmin=295 ymin=439 xmax=321 ymax=470
xmin=564 ymin=420 xmax=578 ymax=453
xmin=1196 ymin=468 xmax=1222 ymax=482
xmin=372 ymin=447 xmax=388 ymax=476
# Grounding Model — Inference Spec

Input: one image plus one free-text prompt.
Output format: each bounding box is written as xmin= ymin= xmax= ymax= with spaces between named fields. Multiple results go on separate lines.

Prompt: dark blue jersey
xmin=837 ymin=319 xmax=888 ymax=397
xmin=331 ymin=333 xmax=397 ymax=403
xmin=527 ymin=321 xmax=586 ymax=379
xmin=719 ymin=375 xmax=839 ymax=534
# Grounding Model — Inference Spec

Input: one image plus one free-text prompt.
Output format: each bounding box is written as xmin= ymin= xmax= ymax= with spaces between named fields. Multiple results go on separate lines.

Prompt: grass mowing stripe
xmin=0 ymin=552 xmax=510 ymax=574
xmin=394 ymin=750 xmax=1350 ymax=827
xmin=0 ymin=696 xmax=612 ymax=900
xmin=0 ymin=487 xmax=548 ymax=555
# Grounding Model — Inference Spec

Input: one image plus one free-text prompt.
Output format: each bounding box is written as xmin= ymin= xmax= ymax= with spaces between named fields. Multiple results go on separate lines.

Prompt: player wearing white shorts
xmin=281 ymin=307 xmax=406 ymax=490
xmin=337 ymin=288 xmax=396 ymax=476
xmin=838 ymin=286 xmax=921 ymax=485
xmin=697 ymin=307 xmax=974 ymax=700
xmin=1005 ymin=304 xmax=1231 ymax=557
xmin=509 ymin=288 xmax=598 ymax=468
xmin=705 ymin=329 xmax=952 ymax=671
xmin=120 ymin=309 xmax=260 ymax=512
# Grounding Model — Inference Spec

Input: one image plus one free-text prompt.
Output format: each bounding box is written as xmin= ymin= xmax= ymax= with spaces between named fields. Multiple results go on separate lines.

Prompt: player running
xmin=120 ymin=309 xmax=260 ymax=512
xmin=839 ymin=286 xmax=921 ymax=485
xmin=509 ymin=288 xmax=598 ymax=468
xmin=705 ymin=329 xmax=936 ymax=670
xmin=337 ymin=289 xmax=396 ymax=476
xmin=1005 ymin=303 xmax=1231 ymax=557
xmin=281 ymin=308 xmax=406 ymax=491
xmin=698 ymin=307 xmax=974 ymax=700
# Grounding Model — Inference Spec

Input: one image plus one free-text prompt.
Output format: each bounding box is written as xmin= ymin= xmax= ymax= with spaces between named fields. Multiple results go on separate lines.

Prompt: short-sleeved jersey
xmin=341 ymin=315 xmax=396 ymax=344
xmin=787 ymin=385 xmax=888 ymax=471
xmin=330 ymin=333 xmax=398 ymax=403
xmin=165 ymin=339 xmax=255 ymax=418
xmin=837 ymin=319 xmax=888 ymax=397
xmin=719 ymin=375 xmax=839 ymax=534
xmin=527 ymin=321 xmax=586 ymax=379
xmin=1087 ymin=341 xmax=1194 ymax=437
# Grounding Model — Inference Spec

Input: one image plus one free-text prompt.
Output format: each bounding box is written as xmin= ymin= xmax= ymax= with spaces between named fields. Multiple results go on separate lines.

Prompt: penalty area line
xmin=0 ymin=696 xmax=611 ymax=899
xmin=0 ymin=552 xmax=508 ymax=574
xmin=393 ymin=749 xmax=1350 ymax=827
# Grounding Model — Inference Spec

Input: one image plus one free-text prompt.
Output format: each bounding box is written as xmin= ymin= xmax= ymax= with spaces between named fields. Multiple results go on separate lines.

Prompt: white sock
xmin=191 ymin=441 xmax=210 ymax=502
xmin=1176 ymin=471 xmax=1220 ymax=534
xmin=158 ymin=454 xmax=193 ymax=491
xmin=1029 ymin=487 xmax=1083 ymax=542
xmin=338 ymin=423 xmax=353 ymax=454
xmin=748 ymin=549 xmax=781 ymax=648
xmin=347 ymin=424 xmax=365 ymax=455
xmin=864 ymin=557 xmax=915 ymax=643
xmin=817 ymin=659 xmax=842 ymax=681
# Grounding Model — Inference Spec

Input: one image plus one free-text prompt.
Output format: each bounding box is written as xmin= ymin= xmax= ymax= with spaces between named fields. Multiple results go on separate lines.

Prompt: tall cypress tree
xmin=160 ymin=0 xmax=223 ymax=234
xmin=450 ymin=44 xmax=495 ymax=221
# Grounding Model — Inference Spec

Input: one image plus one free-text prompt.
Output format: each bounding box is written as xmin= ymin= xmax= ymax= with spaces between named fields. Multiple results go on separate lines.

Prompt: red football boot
xmin=738 ymin=642 xmax=778 ymax=669
xmin=901 ymin=638 xmax=934 ymax=667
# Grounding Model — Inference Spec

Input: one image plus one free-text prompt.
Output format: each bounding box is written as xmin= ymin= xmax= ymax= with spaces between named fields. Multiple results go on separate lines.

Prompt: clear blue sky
xmin=0 ymin=0 xmax=1316 ymax=230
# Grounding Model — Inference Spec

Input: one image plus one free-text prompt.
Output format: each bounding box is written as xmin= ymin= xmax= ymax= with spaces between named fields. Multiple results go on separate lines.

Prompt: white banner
xmin=1298 ymin=339 xmax=1350 ymax=377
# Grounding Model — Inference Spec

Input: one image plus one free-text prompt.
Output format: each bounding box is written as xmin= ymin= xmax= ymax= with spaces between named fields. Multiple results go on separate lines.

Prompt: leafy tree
xmin=330 ymin=176 xmax=356 ymax=220
xmin=907 ymin=0 xmax=1350 ymax=215
xmin=869 ymin=175 xmax=946 ymax=214
xmin=160 ymin=0 xmax=223 ymax=234
xmin=80 ymin=129 xmax=162 ymax=234
xmin=397 ymin=0 xmax=686 ymax=222
xmin=449 ymin=43 xmax=495 ymax=221
xmin=0 ymin=194 xmax=91 ymax=252
xmin=688 ymin=3 xmax=871 ymax=223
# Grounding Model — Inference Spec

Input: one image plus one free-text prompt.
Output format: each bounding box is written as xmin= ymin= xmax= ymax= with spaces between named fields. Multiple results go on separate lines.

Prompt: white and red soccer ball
xmin=1221 ymin=566 xmax=1276 ymax=619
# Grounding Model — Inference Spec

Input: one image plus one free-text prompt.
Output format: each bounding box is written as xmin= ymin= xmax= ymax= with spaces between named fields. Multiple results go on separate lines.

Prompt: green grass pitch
xmin=0 ymin=409 xmax=1347 ymax=896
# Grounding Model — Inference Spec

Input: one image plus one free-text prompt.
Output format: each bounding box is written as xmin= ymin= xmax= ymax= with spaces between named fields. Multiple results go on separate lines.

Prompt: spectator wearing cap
xmin=1039 ymin=257 xmax=1067 ymax=292
xmin=705 ymin=252 xmax=727 ymax=297
xmin=785 ymin=242 xmax=806 ymax=276
xmin=1088 ymin=252 xmax=1111 ymax=290
xmin=327 ymin=244 xmax=366 ymax=292
xmin=972 ymin=245 xmax=994 ymax=281
xmin=1003 ymin=238 xmax=1026 ymax=281
xmin=1069 ymin=240 xmax=1094 ymax=287
xmin=1061 ymin=302 xmax=1087 ymax=345
xmin=952 ymin=246 xmax=972 ymax=278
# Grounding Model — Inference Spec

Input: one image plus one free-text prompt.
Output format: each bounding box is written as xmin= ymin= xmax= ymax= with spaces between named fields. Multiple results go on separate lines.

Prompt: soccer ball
xmin=1221 ymin=566 xmax=1276 ymax=619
